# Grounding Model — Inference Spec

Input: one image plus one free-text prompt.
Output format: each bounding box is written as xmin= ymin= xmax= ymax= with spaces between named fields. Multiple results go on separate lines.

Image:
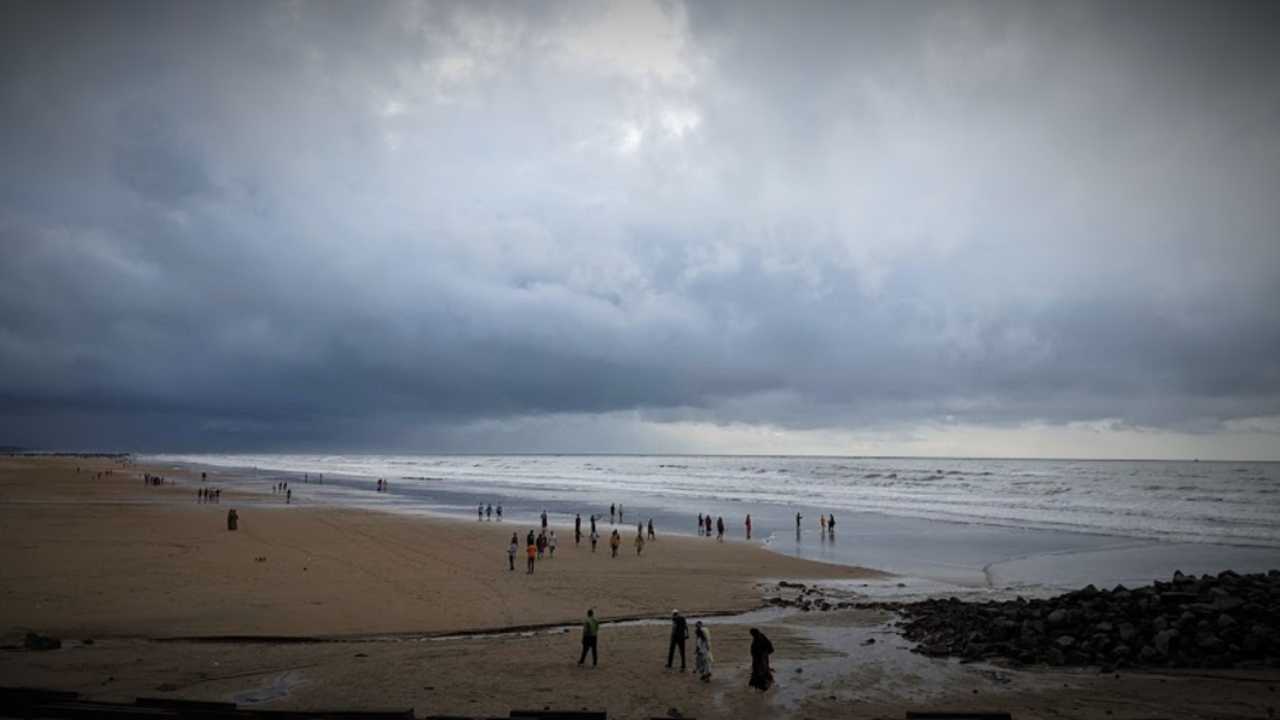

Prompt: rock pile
xmin=893 ymin=569 xmax=1280 ymax=670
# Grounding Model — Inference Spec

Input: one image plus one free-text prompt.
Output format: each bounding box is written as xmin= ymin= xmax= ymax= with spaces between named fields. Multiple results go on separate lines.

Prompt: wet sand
xmin=2 ymin=455 xmax=1276 ymax=719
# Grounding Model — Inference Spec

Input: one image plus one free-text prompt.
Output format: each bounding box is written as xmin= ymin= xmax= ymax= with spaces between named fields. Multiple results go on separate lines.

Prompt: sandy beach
xmin=2 ymin=456 xmax=1277 ymax=719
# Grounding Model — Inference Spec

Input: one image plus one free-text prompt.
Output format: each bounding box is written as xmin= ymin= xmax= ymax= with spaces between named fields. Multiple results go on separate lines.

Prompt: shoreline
xmin=3 ymin=455 xmax=1278 ymax=719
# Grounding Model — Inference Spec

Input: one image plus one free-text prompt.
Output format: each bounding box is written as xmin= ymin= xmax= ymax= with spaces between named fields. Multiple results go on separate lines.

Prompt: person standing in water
xmin=609 ymin=503 xmax=616 ymax=524
xmin=745 ymin=514 xmax=752 ymax=539
xmin=496 ymin=505 xmax=503 ymax=521
xmin=666 ymin=610 xmax=688 ymax=671
xmin=577 ymin=609 xmax=600 ymax=667
xmin=647 ymin=518 xmax=655 ymax=540
xmin=694 ymin=620 xmax=713 ymax=682
xmin=697 ymin=513 xmax=704 ymax=536
xmin=618 ymin=504 xmax=623 ymax=523
xmin=478 ymin=505 xmax=484 ymax=521
xmin=795 ymin=512 xmax=803 ymax=531
xmin=827 ymin=513 xmax=836 ymax=536
xmin=716 ymin=516 xmax=725 ymax=541
xmin=748 ymin=628 xmax=774 ymax=691
xmin=575 ymin=514 xmax=582 ymax=544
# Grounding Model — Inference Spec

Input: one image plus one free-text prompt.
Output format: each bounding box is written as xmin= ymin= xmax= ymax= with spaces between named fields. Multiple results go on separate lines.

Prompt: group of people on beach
xmin=272 ymin=482 xmax=292 ymax=503
xmin=696 ymin=513 xmax=727 ymax=540
xmin=478 ymin=503 xmax=504 ymax=521
xmin=576 ymin=608 xmax=774 ymax=690
xmin=196 ymin=487 xmax=222 ymax=503
xmin=794 ymin=511 xmax=836 ymax=536
xmin=142 ymin=472 xmax=166 ymax=486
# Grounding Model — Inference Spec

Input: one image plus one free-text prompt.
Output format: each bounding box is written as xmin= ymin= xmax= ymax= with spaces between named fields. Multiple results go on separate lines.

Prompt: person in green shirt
xmin=577 ymin=608 xmax=600 ymax=667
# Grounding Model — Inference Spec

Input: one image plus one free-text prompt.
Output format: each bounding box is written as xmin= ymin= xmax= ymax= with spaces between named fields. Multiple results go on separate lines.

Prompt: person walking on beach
xmin=634 ymin=530 xmax=645 ymax=556
xmin=496 ymin=505 xmax=502 ymax=521
xmin=526 ymin=538 xmax=537 ymax=574
xmin=575 ymin=514 xmax=582 ymax=545
xmin=694 ymin=620 xmax=713 ymax=682
xmin=827 ymin=513 xmax=836 ymax=536
xmin=716 ymin=516 xmax=725 ymax=541
xmin=618 ymin=504 xmax=624 ymax=523
xmin=508 ymin=533 xmax=518 ymax=571
xmin=226 ymin=508 xmax=238 ymax=531
xmin=590 ymin=527 xmax=600 ymax=552
xmin=748 ymin=628 xmax=774 ymax=691
xmin=478 ymin=504 xmax=484 ymax=521
xmin=610 ymin=503 xmax=616 ymax=524
xmin=486 ymin=504 xmax=492 ymax=520
xmin=745 ymin=514 xmax=752 ymax=539
xmin=697 ymin=513 xmax=704 ymax=536
xmin=577 ymin=609 xmax=600 ymax=667
xmin=549 ymin=531 xmax=558 ymax=558
xmin=637 ymin=521 xmax=644 ymax=538
xmin=666 ymin=610 xmax=688 ymax=671
xmin=286 ymin=489 xmax=292 ymax=504
xmin=536 ymin=531 xmax=547 ymax=559
xmin=819 ymin=513 xmax=826 ymax=533
xmin=609 ymin=529 xmax=621 ymax=557
xmin=647 ymin=518 xmax=655 ymax=540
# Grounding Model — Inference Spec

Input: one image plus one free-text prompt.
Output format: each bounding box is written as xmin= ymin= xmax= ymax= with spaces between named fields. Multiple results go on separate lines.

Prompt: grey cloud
xmin=1 ymin=0 xmax=1278 ymax=452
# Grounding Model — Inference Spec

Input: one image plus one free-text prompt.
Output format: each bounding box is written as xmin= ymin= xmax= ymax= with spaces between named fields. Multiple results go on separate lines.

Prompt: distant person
xmin=819 ymin=514 xmax=826 ymax=533
xmin=478 ymin=505 xmax=484 ymax=521
xmin=508 ymin=533 xmax=518 ymax=571
xmin=526 ymin=539 xmax=536 ymax=574
xmin=666 ymin=610 xmax=688 ymax=671
xmin=748 ymin=628 xmax=774 ymax=691
xmin=827 ymin=514 xmax=836 ymax=535
xmin=705 ymin=511 xmax=712 ymax=538
xmin=577 ymin=609 xmax=600 ymax=667
xmin=527 ymin=529 xmax=536 ymax=547
xmin=694 ymin=620 xmax=713 ymax=682
xmin=745 ymin=514 xmax=752 ymax=539
xmin=226 ymin=509 xmax=238 ymax=531
xmin=697 ymin=513 xmax=704 ymax=536
xmin=537 ymin=531 xmax=546 ymax=559
xmin=637 ymin=521 xmax=644 ymax=537
xmin=610 ymin=503 xmax=616 ymax=524
xmin=201 ymin=471 xmax=207 ymax=481
xmin=486 ymin=504 xmax=492 ymax=520
xmin=634 ymin=531 xmax=644 ymax=556
xmin=575 ymin=513 xmax=582 ymax=544
xmin=618 ymin=504 xmax=624 ymax=523
xmin=496 ymin=505 xmax=503 ymax=521
xmin=647 ymin=518 xmax=655 ymax=540
xmin=590 ymin=528 xmax=600 ymax=552
xmin=795 ymin=512 xmax=802 ymax=531
xmin=549 ymin=531 xmax=558 ymax=558
xmin=716 ymin=516 xmax=725 ymax=541
xmin=541 ymin=510 xmax=548 ymax=531
xmin=286 ymin=489 xmax=292 ymax=504
xmin=590 ymin=514 xmax=597 ymax=534
xmin=609 ymin=530 xmax=621 ymax=557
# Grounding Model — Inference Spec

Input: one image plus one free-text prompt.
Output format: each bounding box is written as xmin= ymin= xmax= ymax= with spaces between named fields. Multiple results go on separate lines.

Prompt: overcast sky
xmin=2 ymin=0 xmax=1278 ymax=458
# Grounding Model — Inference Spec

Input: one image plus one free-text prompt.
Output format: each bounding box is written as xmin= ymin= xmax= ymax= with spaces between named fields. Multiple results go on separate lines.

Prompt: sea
xmin=144 ymin=454 xmax=1279 ymax=598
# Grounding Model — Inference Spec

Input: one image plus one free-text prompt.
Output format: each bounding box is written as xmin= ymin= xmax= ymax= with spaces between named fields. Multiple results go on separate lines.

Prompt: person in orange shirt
xmin=526 ymin=539 xmax=537 ymax=574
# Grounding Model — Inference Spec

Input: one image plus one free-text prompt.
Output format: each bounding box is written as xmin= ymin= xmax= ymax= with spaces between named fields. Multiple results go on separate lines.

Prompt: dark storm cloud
xmin=1 ymin=0 xmax=1278 ymax=452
